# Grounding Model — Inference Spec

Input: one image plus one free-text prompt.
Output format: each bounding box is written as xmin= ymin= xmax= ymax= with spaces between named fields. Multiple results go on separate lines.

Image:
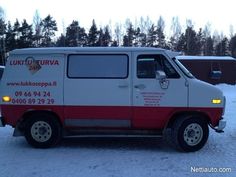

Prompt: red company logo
xmin=25 ymin=57 xmax=41 ymax=74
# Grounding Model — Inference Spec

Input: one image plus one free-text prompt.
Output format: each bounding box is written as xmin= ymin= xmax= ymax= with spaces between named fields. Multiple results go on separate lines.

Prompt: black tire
xmin=170 ymin=115 xmax=209 ymax=152
xmin=24 ymin=113 xmax=62 ymax=148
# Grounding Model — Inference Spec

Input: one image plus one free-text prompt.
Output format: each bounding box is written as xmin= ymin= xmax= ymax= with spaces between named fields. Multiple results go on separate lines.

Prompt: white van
xmin=0 ymin=47 xmax=226 ymax=152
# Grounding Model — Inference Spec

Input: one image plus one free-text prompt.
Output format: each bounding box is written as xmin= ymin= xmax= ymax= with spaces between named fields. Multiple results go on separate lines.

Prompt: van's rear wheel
xmin=24 ymin=113 xmax=61 ymax=148
xmin=170 ymin=115 xmax=209 ymax=152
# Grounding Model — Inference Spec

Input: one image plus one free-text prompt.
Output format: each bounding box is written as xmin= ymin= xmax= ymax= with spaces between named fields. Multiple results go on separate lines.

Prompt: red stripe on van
xmin=1 ymin=105 xmax=64 ymax=126
xmin=133 ymin=106 xmax=223 ymax=128
xmin=1 ymin=105 xmax=223 ymax=128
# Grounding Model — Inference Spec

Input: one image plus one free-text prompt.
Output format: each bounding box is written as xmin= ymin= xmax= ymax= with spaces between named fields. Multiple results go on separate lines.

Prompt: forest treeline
xmin=1 ymin=9 xmax=236 ymax=65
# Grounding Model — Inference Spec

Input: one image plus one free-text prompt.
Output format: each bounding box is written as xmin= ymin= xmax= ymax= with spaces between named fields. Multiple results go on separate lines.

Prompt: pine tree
xmin=184 ymin=26 xmax=199 ymax=55
xmin=133 ymin=27 xmax=141 ymax=47
xmin=65 ymin=20 xmax=80 ymax=47
xmin=65 ymin=20 xmax=87 ymax=47
xmin=56 ymin=34 xmax=66 ymax=47
xmin=123 ymin=35 xmax=129 ymax=46
xmin=202 ymin=23 xmax=214 ymax=55
xmin=147 ymin=24 xmax=157 ymax=47
xmin=133 ymin=27 xmax=146 ymax=47
xmin=87 ymin=19 xmax=99 ymax=46
xmin=13 ymin=19 xmax=20 ymax=48
xmin=40 ymin=15 xmax=58 ymax=47
xmin=97 ymin=28 xmax=104 ymax=46
xmin=203 ymin=37 xmax=214 ymax=56
xmin=103 ymin=26 xmax=111 ymax=46
xmin=77 ymin=27 xmax=87 ymax=47
xmin=139 ymin=32 xmax=147 ymax=47
xmin=0 ymin=15 xmax=6 ymax=65
xmin=111 ymin=40 xmax=118 ymax=47
xmin=229 ymin=35 xmax=236 ymax=57
xmin=195 ymin=28 xmax=203 ymax=55
xmin=123 ymin=22 xmax=135 ymax=46
xmin=18 ymin=19 xmax=33 ymax=48
xmin=5 ymin=21 xmax=16 ymax=52
xmin=0 ymin=16 xmax=5 ymax=36
xmin=176 ymin=33 xmax=186 ymax=52
xmin=215 ymin=37 xmax=228 ymax=56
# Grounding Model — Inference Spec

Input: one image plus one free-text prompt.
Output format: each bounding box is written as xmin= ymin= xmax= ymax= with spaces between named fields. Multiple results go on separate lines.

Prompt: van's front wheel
xmin=24 ymin=113 xmax=61 ymax=148
xmin=171 ymin=115 xmax=209 ymax=152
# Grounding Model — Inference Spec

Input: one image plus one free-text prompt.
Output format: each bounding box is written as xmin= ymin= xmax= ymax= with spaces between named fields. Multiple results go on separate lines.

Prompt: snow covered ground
xmin=0 ymin=84 xmax=235 ymax=177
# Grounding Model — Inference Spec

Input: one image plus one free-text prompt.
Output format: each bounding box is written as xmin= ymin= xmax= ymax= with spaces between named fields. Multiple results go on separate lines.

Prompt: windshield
xmin=173 ymin=58 xmax=195 ymax=78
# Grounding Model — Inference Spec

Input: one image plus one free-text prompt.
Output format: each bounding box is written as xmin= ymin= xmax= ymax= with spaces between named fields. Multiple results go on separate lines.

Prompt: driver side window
xmin=137 ymin=54 xmax=180 ymax=79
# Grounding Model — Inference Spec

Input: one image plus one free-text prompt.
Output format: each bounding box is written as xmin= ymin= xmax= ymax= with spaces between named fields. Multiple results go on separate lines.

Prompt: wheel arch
xmin=165 ymin=111 xmax=211 ymax=130
xmin=16 ymin=110 xmax=63 ymax=134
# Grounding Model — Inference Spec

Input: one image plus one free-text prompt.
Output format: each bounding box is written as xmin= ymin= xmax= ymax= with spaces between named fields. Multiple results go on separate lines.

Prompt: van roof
xmin=176 ymin=55 xmax=236 ymax=61
xmin=10 ymin=47 xmax=166 ymax=55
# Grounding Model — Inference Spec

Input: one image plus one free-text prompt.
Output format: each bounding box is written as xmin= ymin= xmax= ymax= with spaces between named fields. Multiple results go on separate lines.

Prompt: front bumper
xmin=211 ymin=118 xmax=226 ymax=133
xmin=0 ymin=116 xmax=5 ymax=127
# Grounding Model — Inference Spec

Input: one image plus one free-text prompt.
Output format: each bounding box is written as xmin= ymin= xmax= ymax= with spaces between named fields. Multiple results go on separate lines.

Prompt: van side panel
xmin=0 ymin=54 xmax=64 ymax=125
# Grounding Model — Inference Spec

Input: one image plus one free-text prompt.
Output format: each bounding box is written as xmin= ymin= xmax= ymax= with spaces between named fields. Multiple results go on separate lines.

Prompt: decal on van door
xmin=9 ymin=57 xmax=60 ymax=75
xmin=140 ymin=92 xmax=165 ymax=106
xmin=5 ymin=55 xmax=63 ymax=105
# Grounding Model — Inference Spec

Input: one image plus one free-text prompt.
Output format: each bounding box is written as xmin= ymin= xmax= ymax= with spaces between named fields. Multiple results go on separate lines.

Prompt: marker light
xmin=2 ymin=96 xmax=11 ymax=102
xmin=212 ymin=99 xmax=221 ymax=104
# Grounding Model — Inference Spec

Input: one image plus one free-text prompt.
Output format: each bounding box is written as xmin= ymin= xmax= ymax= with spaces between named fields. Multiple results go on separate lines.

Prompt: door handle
xmin=118 ymin=84 xmax=129 ymax=88
xmin=134 ymin=84 xmax=146 ymax=89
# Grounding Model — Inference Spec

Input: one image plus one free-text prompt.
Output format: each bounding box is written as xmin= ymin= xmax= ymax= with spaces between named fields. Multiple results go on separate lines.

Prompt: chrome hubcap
xmin=31 ymin=121 xmax=52 ymax=142
xmin=183 ymin=123 xmax=203 ymax=146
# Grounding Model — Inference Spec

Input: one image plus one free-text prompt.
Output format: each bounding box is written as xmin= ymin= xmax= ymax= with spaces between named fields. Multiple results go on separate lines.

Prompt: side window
xmin=68 ymin=54 xmax=128 ymax=78
xmin=137 ymin=54 xmax=180 ymax=79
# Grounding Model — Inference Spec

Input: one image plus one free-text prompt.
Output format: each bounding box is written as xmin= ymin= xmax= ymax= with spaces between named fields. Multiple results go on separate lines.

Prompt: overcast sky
xmin=1 ymin=0 xmax=235 ymax=36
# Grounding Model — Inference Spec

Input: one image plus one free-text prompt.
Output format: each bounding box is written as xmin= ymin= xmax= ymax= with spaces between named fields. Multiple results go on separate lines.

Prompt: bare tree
xmin=33 ymin=10 xmax=42 ymax=47
xmin=114 ymin=23 xmax=123 ymax=46
xmin=229 ymin=25 xmax=234 ymax=38
xmin=157 ymin=16 xmax=166 ymax=48
xmin=169 ymin=16 xmax=182 ymax=50
xmin=202 ymin=23 xmax=213 ymax=55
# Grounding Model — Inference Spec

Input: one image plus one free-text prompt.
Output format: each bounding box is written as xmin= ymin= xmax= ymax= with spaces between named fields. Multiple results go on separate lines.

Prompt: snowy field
xmin=0 ymin=84 xmax=235 ymax=177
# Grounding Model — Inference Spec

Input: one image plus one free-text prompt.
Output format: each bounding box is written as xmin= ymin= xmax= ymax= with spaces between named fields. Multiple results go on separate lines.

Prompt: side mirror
xmin=156 ymin=70 xmax=169 ymax=89
xmin=156 ymin=70 xmax=166 ymax=80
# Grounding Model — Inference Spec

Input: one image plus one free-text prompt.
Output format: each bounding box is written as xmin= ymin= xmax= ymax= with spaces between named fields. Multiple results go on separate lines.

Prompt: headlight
xmin=2 ymin=96 xmax=11 ymax=102
xmin=212 ymin=99 xmax=222 ymax=104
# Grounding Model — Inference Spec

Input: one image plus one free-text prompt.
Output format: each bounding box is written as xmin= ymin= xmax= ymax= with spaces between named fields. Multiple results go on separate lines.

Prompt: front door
xmin=132 ymin=52 xmax=188 ymax=129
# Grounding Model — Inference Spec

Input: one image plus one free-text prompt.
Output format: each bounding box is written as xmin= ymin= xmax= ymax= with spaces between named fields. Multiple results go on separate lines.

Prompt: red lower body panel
xmin=1 ymin=105 xmax=223 ymax=129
